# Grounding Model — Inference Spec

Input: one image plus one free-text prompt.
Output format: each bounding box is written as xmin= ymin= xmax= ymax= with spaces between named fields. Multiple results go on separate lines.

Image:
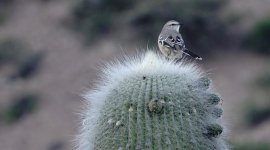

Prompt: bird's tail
xmin=183 ymin=49 xmax=202 ymax=60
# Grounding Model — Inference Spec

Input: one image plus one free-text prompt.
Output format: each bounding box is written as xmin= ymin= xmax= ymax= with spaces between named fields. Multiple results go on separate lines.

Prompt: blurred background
xmin=0 ymin=0 xmax=270 ymax=149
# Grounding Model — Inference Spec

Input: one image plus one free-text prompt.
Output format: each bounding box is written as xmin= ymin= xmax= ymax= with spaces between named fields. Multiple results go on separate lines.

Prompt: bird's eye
xmin=168 ymin=36 xmax=173 ymax=39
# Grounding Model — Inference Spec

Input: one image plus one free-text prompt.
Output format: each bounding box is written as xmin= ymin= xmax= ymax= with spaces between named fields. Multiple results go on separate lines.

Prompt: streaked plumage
xmin=158 ymin=20 xmax=202 ymax=61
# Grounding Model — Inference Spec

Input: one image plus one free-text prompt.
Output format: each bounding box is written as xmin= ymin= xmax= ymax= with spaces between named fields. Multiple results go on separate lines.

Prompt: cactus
xmin=77 ymin=51 xmax=228 ymax=150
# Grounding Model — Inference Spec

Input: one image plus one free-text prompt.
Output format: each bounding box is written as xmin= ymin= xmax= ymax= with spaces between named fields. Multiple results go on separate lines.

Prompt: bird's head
xmin=163 ymin=20 xmax=182 ymax=32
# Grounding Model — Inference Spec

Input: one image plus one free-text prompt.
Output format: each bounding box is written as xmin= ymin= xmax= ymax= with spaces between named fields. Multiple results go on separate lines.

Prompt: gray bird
xmin=158 ymin=20 xmax=202 ymax=61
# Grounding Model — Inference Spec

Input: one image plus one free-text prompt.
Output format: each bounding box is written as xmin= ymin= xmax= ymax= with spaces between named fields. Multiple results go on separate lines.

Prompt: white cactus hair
xmin=75 ymin=50 xmax=226 ymax=150
xmin=100 ymin=50 xmax=203 ymax=87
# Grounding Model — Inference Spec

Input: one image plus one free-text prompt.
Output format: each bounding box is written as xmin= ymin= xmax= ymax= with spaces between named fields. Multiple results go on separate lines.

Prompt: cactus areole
xmin=77 ymin=51 xmax=227 ymax=150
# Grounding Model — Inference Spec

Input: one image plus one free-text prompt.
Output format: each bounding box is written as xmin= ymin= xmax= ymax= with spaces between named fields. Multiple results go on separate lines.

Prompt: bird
xmin=158 ymin=20 xmax=202 ymax=61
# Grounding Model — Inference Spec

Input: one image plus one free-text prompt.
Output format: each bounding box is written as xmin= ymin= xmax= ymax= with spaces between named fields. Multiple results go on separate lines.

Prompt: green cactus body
xmin=77 ymin=51 xmax=227 ymax=150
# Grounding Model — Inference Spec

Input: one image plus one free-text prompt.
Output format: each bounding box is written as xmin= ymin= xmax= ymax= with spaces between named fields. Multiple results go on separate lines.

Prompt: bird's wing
xmin=163 ymin=40 xmax=175 ymax=49
xmin=175 ymin=35 xmax=184 ymax=47
xmin=159 ymin=31 xmax=185 ymax=51
xmin=183 ymin=49 xmax=202 ymax=60
xmin=158 ymin=34 xmax=175 ymax=49
xmin=164 ymin=34 xmax=184 ymax=51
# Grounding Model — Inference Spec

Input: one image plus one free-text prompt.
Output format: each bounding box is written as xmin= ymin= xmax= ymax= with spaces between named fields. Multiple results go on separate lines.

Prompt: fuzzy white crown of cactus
xmin=76 ymin=51 xmax=227 ymax=150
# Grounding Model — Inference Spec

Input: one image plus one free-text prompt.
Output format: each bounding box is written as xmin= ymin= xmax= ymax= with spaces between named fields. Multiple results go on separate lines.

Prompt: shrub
xmin=245 ymin=102 xmax=270 ymax=126
xmin=255 ymin=72 xmax=270 ymax=88
xmin=0 ymin=93 xmax=39 ymax=123
xmin=244 ymin=18 xmax=270 ymax=54
xmin=233 ymin=142 xmax=270 ymax=150
xmin=0 ymin=38 xmax=44 ymax=80
xmin=0 ymin=38 xmax=26 ymax=64
xmin=72 ymin=0 xmax=135 ymax=40
xmin=0 ymin=13 xmax=5 ymax=25
xmin=10 ymin=52 xmax=44 ymax=80
xmin=0 ymin=0 xmax=14 ymax=4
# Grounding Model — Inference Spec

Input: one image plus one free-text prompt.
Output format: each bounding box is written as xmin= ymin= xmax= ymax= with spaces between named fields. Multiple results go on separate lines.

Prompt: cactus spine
xmin=77 ymin=51 xmax=227 ymax=150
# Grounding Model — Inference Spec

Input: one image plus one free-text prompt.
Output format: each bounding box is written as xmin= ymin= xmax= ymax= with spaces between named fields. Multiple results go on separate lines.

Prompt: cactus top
xmin=76 ymin=51 xmax=227 ymax=150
